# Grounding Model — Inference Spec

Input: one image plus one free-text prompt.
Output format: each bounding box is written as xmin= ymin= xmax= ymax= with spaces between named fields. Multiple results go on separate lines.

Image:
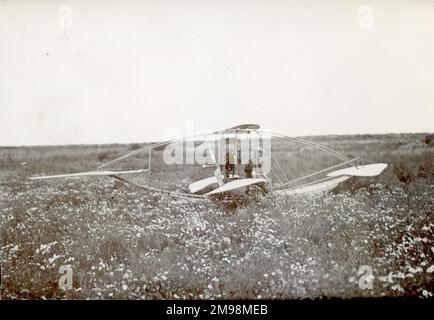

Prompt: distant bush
xmin=129 ymin=143 xmax=142 ymax=151
xmin=425 ymin=134 xmax=434 ymax=146
xmin=393 ymin=163 xmax=413 ymax=183
xmin=97 ymin=152 xmax=109 ymax=162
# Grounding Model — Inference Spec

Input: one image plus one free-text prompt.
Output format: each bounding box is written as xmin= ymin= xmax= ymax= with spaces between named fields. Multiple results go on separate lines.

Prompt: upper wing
xmin=226 ymin=124 xmax=260 ymax=130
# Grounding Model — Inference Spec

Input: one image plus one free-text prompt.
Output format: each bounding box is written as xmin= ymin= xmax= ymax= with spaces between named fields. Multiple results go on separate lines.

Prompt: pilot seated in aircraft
xmin=244 ymin=159 xmax=254 ymax=178
xmin=224 ymin=152 xmax=234 ymax=180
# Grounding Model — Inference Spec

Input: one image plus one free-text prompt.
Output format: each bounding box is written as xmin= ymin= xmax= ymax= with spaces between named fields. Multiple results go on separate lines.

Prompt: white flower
xmin=422 ymin=290 xmax=432 ymax=298
xmin=426 ymin=265 xmax=434 ymax=273
xmin=122 ymin=284 xmax=128 ymax=291
xmin=391 ymin=284 xmax=404 ymax=292
xmin=48 ymin=255 xmax=61 ymax=264
xmin=10 ymin=245 xmax=19 ymax=254
xmin=408 ymin=266 xmax=423 ymax=274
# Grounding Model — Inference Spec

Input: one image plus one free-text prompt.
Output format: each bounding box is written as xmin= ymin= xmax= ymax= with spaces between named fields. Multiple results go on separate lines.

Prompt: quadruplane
xmin=30 ymin=124 xmax=387 ymax=201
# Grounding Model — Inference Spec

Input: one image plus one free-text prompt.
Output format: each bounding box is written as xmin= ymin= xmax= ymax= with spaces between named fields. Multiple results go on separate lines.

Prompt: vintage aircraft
xmin=30 ymin=124 xmax=387 ymax=201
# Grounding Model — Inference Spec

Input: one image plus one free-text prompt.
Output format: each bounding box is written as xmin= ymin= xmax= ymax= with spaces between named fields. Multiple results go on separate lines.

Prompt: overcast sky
xmin=1 ymin=0 xmax=433 ymax=146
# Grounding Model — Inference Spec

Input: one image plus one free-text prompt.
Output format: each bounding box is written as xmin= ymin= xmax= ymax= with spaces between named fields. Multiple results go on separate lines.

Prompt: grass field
xmin=0 ymin=133 xmax=433 ymax=299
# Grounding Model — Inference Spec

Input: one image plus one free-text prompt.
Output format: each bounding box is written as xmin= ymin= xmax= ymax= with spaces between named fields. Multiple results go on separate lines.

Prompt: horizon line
xmin=0 ymin=131 xmax=432 ymax=148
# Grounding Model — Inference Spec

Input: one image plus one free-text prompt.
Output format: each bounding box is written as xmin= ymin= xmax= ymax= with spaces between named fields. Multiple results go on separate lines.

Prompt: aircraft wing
xmin=189 ymin=176 xmax=221 ymax=193
xmin=327 ymin=163 xmax=387 ymax=177
xmin=206 ymin=178 xmax=266 ymax=195
xmin=30 ymin=169 xmax=149 ymax=180
xmin=274 ymin=176 xmax=351 ymax=195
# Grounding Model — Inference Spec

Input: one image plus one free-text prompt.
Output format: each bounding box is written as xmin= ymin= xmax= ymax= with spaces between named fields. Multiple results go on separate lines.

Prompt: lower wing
xmin=30 ymin=169 xmax=149 ymax=180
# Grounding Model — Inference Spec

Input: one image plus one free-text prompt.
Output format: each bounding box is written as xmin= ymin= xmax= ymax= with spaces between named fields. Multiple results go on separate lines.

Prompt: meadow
xmin=0 ymin=133 xmax=433 ymax=299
